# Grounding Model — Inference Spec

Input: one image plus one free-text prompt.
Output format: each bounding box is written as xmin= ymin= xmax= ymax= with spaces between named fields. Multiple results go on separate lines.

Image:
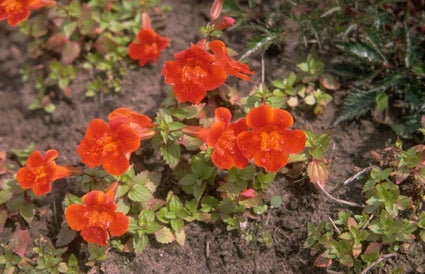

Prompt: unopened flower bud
xmin=214 ymin=16 xmax=236 ymax=31
xmin=307 ymin=160 xmax=328 ymax=188
xmin=240 ymin=188 xmax=255 ymax=198
xmin=210 ymin=0 xmax=223 ymax=21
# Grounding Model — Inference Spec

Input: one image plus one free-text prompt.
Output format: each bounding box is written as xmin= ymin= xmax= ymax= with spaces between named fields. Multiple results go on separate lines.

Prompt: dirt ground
xmin=0 ymin=0 xmax=424 ymax=273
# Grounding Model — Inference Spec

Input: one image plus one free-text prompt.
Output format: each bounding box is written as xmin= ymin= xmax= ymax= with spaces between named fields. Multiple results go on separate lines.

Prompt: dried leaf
xmin=61 ymin=41 xmax=81 ymax=65
xmin=320 ymin=74 xmax=340 ymax=90
xmin=0 ymin=151 xmax=6 ymax=175
xmin=313 ymin=253 xmax=332 ymax=268
xmin=363 ymin=242 xmax=383 ymax=255
xmin=9 ymin=225 xmax=31 ymax=257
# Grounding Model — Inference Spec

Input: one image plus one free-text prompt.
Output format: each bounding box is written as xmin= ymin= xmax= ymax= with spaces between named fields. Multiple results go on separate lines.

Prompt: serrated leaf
xmin=161 ymin=143 xmax=181 ymax=168
xmin=333 ymin=90 xmax=376 ymax=125
xmin=335 ymin=40 xmax=383 ymax=65
xmin=175 ymin=228 xmax=185 ymax=246
xmin=154 ymin=227 xmax=175 ymax=244
xmin=128 ymin=184 xmax=152 ymax=203
xmin=132 ymin=234 xmax=149 ymax=254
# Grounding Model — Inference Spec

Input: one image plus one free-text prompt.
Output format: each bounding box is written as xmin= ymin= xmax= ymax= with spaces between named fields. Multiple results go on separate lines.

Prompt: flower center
xmin=216 ymin=129 xmax=237 ymax=155
xmin=33 ymin=165 xmax=48 ymax=182
xmin=182 ymin=59 xmax=208 ymax=82
xmin=87 ymin=208 xmax=112 ymax=229
xmin=259 ymin=129 xmax=282 ymax=152
xmin=144 ymin=43 xmax=159 ymax=55
xmin=98 ymin=135 xmax=118 ymax=153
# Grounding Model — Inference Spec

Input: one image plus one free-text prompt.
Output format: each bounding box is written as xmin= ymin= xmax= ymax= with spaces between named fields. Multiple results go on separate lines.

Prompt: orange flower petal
xmin=280 ymin=129 xmax=306 ymax=154
xmin=44 ymin=149 xmax=59 ymax=162
xmin=270 ymin=108 xmax=294 ymax=128
xmin=101 ymin=151 xmax=130 ymax=175
xmin=16 ymin=167 xmax=35 ymax=189
xmin=246 ymin=104 xmax=293 ymax=130
xmin=32 ymin=178 xmax=52 ymax=196
xmin=128 ymin=43 xmax=144 ymax=59
xmin=208 ymin=40 xmax=254 ymax=81
xmin=108 ymin=212 xmax=129 ymax=236
xmin=253 ymin=150 xmax=288 ymax=172
xmin=7 ymin=10 xmax=30 ymax=26
xmin=82 ymin=190 xmax=116 ymax=211
xmin=85 ymin=119 xmax=109 ymax=140
xmin=104 ymin=182 xmax=118 ymax=201
xmin=65 ymin=204 xmax=89 ymax=231
xmin=115 ymin=125 xmax=141 ymax=153
xmin=80 ymin=226 xmax=108 ymax=246
xmin=173 ymin=82 xmax=208 ymax=104
xmin=162 ymin=61 xmax=182 ymax=85
xmin=26 ymin=150 xmax=45 ymax=169
xmin=53 ymin=165 xmax=71 ymax=181
xmin=207 ymin=107 xmax=232 ymax=147
xmin=236 ymin=131 xmax=261 ymax=159
xmin=77 ymin=138 xmax=102 ymax=168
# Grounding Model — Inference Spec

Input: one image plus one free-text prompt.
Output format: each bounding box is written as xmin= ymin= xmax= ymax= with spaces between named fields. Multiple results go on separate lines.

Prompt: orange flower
xmin=65 ymin=182 xmax=129 ymax=246
xmin=128 ymin=12 xmax=169 ymax=66
xmin=236 ymin=104 xmax=306 ymax=172
xmin=162 ymin=42 xmax=227 ymax=104
xmin=108 ymin=108 xmax=155 ymax=140
xmin=0 ymin=0 xmax=56 ymax=26
xmin=208 ymin=40 xmax=254 ymax=81
xmin=16 ymin=149 xmax=70 ymax=196
xmin=183 ymin=107 xmax=248 ymax=169
xmin=77 ymin=118 xmax=140 ymax=175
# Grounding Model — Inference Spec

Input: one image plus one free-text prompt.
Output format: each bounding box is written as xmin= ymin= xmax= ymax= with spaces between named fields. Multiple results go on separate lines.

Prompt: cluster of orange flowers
xmin=16 ymin=108 xmax=153 ymax=246
xmin=184 ymin=104 xmax=306 ymax=172
xmin=11 ymin=0 xmax=307 ymax=248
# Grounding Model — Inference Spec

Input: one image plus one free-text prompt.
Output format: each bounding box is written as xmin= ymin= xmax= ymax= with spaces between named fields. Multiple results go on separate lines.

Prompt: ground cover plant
xmin=0 ymin=0 xmax=424 ymax=273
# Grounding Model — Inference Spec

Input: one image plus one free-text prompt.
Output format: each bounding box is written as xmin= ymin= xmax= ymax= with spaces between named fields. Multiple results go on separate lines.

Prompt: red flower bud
xmin=240 ymin=188 xmax=255 ymax=198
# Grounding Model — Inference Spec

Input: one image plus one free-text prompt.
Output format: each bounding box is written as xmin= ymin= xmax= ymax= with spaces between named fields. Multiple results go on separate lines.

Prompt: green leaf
xmin=270 ymin=195 xmax=282 ymax=208
xmin=132 ymin=234 xmax=149 ymax=254
xmin=128 ymin=185 xmax=152 ymax=203
xmin=19 ymin=201 xmax=35 ymax=223
xmin=154 ymin=227 xmax=175 ymax=244
xmin=179 ymin=174 xmax=198 ymax=186
xmin=335 ymin=40 xmax=383 ymax=65
xmin=161 ymin=143 xmax=181 ymax=168
xmin=333 ymin=89 xmax=376 ymax=125
xmin=170 ymin=218 xmax=184 ymax=232
xmin=375 ymin=92 xmax=388 ymax=112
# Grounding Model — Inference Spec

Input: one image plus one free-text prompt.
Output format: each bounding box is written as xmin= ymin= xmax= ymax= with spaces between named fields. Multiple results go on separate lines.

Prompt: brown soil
xmin=0 ymin=0 xmax=423 ymax=273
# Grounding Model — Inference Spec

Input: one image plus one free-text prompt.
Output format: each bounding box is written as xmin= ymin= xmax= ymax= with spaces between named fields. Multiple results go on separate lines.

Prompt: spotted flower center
xmin=259 ymin=129 xmax=283 ymax=152
xmin=33 ymin=164 xmax=48 ymax=182
xmin=86 ymin=207 xmax=113 ymax=229
xmin=216 ymin=129 xmax=237 ymax=155
xmin=181 ymin=59 xmax=208 ymax=82
xmin=98 ymin=135 xmax=118 ymax=153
